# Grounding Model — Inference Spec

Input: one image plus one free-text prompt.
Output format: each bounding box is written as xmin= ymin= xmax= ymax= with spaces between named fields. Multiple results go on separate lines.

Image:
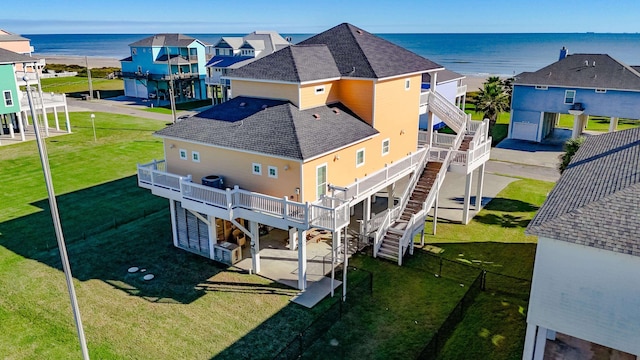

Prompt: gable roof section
xmin=0 ymin=30 xmax=30 ymax=42
xmin=129 ymin=33 xmax=209 ymax=48
xmin=155 ymin=96 xmax=378 ymax=160
xmin=206 ymin=55 xmax=253 ymax=68
xmin=229 ymin=45 xmax=341 ymax=82
xmin=0 ymin=48 xmax=38 ymax=64
xmin=527 ymin=127 xmax=640 ymax=256
xmin=215 ymin=37 xmax=244 ymax=49
xmin=298 ymin=23 xmax=442 ymax=79
xmin=515 ymin=54 xmax=640 ymax=91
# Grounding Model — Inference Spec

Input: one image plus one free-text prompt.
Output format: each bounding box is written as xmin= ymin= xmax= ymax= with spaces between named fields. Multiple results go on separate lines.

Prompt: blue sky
xmin=2 ymin=0 xmax=639 ymax=34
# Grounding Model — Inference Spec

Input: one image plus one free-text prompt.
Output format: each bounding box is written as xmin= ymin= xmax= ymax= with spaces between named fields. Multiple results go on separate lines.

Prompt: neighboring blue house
xmin=120 ymin=34 xmax=210 ymax=101
xmin=509 ymin=51 xmax=640 ymax=142
xmin=419 ymin=69 xmax=467 ymax=130
xmin=205 ymin=31 xmax=290 ymax=104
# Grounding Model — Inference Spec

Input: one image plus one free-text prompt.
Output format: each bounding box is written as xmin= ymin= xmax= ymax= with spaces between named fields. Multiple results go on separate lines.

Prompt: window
xmin=316 ymin=164 xmax=327 ymax=199
xmin=179 ymin=149 xmax=187 ymax=160
xmin=405 ymin=79 xmax=411 ymax=90
xmin=535 ymin=85 xmax=548 ymax=90
xmin=315 ymin=85 xmax=325 ymax=95
xmin=356 ymin=148 xmax=365 ymax=167
xmin=252 ymin=163 xmax=262 ymax=175
xmin=595 ymin=88 xmax=607 ymax=93
xmin=382 ymin=139 xmax=390 ymax=156
xmin=564 ymin=90 xmax=576 ymax=104
xmin=191 ymin=151 xmax=200 ymax=163
xmin=3 ymin=91 xmax=13 ymax=107
xmin=131 ymin=48 xmax=137 ymax=55
xmin=268 ymin=166 xmax=278 ymax=179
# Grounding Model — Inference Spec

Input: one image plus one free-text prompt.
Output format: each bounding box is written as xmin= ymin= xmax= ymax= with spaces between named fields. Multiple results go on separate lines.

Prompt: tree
xmin=472 ymin=78 xmax=512 ymax=132
xmin=558 ymin=137 xmax=585 ymax=174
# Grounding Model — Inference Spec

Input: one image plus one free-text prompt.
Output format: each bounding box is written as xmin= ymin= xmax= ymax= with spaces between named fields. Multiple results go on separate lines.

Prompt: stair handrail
xmin=373 ymin=209 xmax=392 ymax=258
xmin=398 ymin=213 xmax=417 ymax=266
xmin=395 ymin=147 xmax=430 ymax=221
xmin=428 ymin=90 xmax=467 ymax=134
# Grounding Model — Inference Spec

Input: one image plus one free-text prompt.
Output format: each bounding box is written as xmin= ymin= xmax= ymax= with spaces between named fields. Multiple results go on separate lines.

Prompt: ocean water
xmin=26 ymin=33 xmax=640 ymax=77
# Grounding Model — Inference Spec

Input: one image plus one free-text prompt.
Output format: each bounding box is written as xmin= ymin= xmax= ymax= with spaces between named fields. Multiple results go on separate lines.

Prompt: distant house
xmin=120 ymin=34 xmax=210 ymax=101
xmin=523 ymin=128 xmax=640 ymax=359
xmin=0 ymin=29 xmax=33 ymax=55
xmin=419 ymin=69 xmax=467 ymax=130
xmin=509 ymin=50 xmax=640 ymax=142
xmin=0 ymin=48 xmax=70 ymax=142
xmin=205 ymin=31 xmax=290 ymax=104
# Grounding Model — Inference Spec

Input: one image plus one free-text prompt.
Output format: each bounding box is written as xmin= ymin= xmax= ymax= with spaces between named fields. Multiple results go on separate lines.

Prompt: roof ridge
xmin=287 ymin=46 xmax=302 ymax=82
xmin=286 ymin=103 xmax=304 ymax=159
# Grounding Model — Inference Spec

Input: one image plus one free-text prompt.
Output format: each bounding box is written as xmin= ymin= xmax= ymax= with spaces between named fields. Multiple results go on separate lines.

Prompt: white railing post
xmin=283 ymin=196 xmax=289 ymax=220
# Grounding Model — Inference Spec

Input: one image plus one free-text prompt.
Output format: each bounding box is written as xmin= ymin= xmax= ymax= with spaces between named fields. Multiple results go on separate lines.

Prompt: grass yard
xmin=464 ymin=103 xmax=511 ymax=145
xmin=37 ymin=76 xmax=123 ymax=94
xmin=557 ymin=114 xmax=640 ymax=132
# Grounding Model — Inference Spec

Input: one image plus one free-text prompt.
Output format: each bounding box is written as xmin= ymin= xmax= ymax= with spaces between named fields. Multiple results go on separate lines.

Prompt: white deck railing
xmin=427 ymin=90 xmax=467 ymax=134
xmin=456 ymin=84 xmax=468 ymax=97
xmin=137 ymin=160 xmax=349 ymax=231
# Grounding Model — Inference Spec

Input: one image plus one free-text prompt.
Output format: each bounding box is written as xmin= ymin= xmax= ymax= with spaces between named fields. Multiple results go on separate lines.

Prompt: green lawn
xmin=37 ymin=76 xmax=123 ymax=94
xmin=465 ymin=103 xmax=511 ymax=145
xmin=557 ymin=114 xmax=640 ymax=132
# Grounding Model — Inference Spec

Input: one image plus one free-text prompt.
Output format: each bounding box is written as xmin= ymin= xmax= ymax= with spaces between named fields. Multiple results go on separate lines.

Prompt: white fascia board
xmin=155 ymin=134 xmax=303 ymax=162
xmin=223 ymin=77 xmax=298 ymax=85
xmin=378 ymin=68 xmax=445 ymax=82
xmin=303 ymin=133 xmax=380 ymax=163
xmin=299 ymin=77 xmax=342 ymax=86
xmin=515 ymin=83 xmax=640 ymax=93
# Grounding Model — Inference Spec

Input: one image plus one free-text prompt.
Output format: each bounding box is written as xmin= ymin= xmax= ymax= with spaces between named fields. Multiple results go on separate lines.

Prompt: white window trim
xmin=316 ymin=163 xmax=328 ymax=199
xmin=405 ymin=79 xmax=411 ymax=91
xmin=381 ymin=138 xmax=390 ymax=156
xmin=595 ymin=88 xmax=607 ymax=93
xmin=564 ymin=90 xmax=576 ymax=104
xmin=3 ymin=90 xmax=13 ymax=107
xmin=179 ymin=148 xmax=187 ymax=160
xmin=191 ymin=151 xmax=200 ymax=163
xmin=315 ymin=85 xmax=325 ymax=95
xmin=267 ymin=166 xmax=278 ymax=179
xmin=252 ymin=163 xmax=262 ymax=175
xmin=535 ymin=85 xmax=548 ymax=90
xmin=356 ymin=148 xmax=365 ymax=167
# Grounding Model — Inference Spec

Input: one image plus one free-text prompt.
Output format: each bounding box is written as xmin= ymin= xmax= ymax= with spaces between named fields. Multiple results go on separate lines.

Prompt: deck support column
xmin=169 ymin=200 xmax=178 ymax=248
xmin=331 ymin=229 xmax=341 ymax=297
xmin=432 ymin=190 xmax=439 ymax=236
xmin=386 ymin=183 xmax=395 ymax=210
xmin=363 ymin=196 xmax=371 ymax=237
xmin=342 ymin=227 xmax=348 ymax=302
xmin=609 ymin=116 xmax=618 ymax=133
xmin=64 ymin=99 xmax=71 ymax=133
xmin=571 ymin=113 xmax=582 ymax=139
xmin=7 ymin=114 xmax=15 ymax=138
xmin=475 ymin=163 xmax=485 ymax=211
xmin=251 ymin=221 xmax=260 ymax=274
xmin=462 ymin=171 xmax=473 ymax=225
xmin=16 ymin=112 xmax=25 ymax=141
xmin=297 ymin=228 xmax=307 ymax=291
xmin=53 ymin=106 xmax=60 ymax=131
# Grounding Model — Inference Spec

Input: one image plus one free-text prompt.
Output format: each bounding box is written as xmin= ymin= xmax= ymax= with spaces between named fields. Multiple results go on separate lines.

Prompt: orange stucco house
xmin=137 ymin=23 xmax=491 ymax=296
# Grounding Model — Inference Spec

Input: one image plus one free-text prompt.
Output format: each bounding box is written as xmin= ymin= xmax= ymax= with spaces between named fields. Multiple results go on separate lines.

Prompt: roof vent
xmin=584 ymin=60 xmax=589 ymax=66
xmin=261 ymin=104 xmax=268 ymax=110
xmin=592 ymin=61 xmax=596 ymax=67
xmin=332 ymin=108 xmax=340 ymax=114
xmin=356 ymin=29 xmax=363 ymax=35
xmin=239 ymin=102 xmax=246 ymax=107
xmin=313 ymin=113 xmax=320 ymax=119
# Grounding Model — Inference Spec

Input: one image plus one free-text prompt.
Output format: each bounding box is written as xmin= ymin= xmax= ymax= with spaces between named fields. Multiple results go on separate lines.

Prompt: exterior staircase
xmin=377 ymin=162 xmax=442 ymax=262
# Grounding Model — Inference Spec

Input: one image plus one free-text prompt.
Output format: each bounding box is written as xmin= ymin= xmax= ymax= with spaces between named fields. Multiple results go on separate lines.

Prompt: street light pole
xmin=90 ymin=113 xmax=96 ymax=142
xmin=165 ymin=46 xmax=177 ymax=124
xmin=24 ymin=78 xmax=90 ymax=360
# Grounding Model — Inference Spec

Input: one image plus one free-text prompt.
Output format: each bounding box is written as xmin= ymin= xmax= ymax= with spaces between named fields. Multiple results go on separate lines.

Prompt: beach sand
xmin=38 ymin=54 xmax=490 ymax=91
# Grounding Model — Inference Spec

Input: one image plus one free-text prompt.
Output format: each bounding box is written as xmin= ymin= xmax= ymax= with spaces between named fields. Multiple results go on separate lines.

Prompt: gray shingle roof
xmin=155 ymin=96 xmax=378 ymax=160
xmin=129 ymin=33 xmax=209 ymax=47
xmin=298 ymin=23 xmax=442 ymax=79
xmin=527 ymin=128 xmax=640 ymax=256
xmin=0 ymin=30 xmax=30 ymax=42
xmin=0 ymin=48 xmax=39 ymax=64
xmin=422 ymin=69 xmax=465 ymax=84
xmin=515 ymin=54 xmax=640 ymax=91
xmin=229 ymin=45 xmax=341 ymax=82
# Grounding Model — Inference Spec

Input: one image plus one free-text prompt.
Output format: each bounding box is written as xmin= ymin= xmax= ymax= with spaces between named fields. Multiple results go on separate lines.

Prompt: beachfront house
xmin=135 ymin=23 xmax=491 ymax=297
xmin=205 ymin=31 xmax=290 ymax=104
xmin=523 ymin=127 xmax=640 ymax=359
xmin=419 ymin=69 xmax=467 ymax=130
xmin=508 ymin=49 xmax=640 ymax=143
xmin=0 ymin=29 xmax=34 ymax=56
xmin=0 ymin=48 xmax=70 ymax=143
xmin=120 ymin=34 xmax=210 ymax=101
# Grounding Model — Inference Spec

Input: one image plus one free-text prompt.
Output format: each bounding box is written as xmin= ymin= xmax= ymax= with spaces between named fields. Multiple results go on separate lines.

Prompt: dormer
xmin=214 ymin=37 xmax=243 ymax=56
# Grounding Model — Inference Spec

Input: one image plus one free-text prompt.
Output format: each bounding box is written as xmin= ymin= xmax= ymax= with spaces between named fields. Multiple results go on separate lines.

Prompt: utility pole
xmin=165 ymin=47 xmax=177 ymax=123
xmin=85 ymin=56 xmax=93 ymax=100
xmin=24 ymin=77 xmax=90 ymax=360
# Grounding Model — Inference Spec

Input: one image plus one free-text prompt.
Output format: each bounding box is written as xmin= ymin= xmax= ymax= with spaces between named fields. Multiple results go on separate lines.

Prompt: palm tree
xmin=472 ymin=78 xmax=511 ymax=132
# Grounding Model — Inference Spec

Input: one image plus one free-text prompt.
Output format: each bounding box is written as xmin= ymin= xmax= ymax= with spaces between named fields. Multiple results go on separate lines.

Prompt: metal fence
xmin=273 ymin=266 xmax=373 ymax=360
